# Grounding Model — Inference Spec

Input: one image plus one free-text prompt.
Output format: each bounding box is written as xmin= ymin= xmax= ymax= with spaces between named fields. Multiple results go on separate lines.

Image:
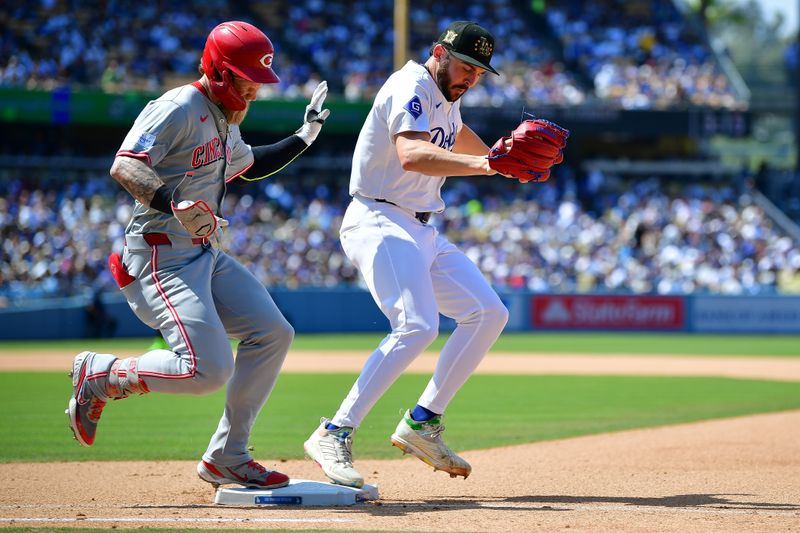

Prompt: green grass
xmin=3 ymin=371 xmax=800 ymax=463
xmin=1 ymin=332 xmax=799 ymax=356
xmin=295 ymin=332 xmax=800 ymax=355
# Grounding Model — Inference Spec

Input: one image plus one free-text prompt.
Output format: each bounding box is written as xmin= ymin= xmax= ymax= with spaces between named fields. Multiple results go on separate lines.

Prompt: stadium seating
xmin=2 ymin=1 xmax=794 ymax=309
xmin=2 ymin=167 xmax=798 ymax=307
xmin=0 ymin=0 xmax=742 ymax=108
xmin=542 ymin=0 xmax=745 ymax=109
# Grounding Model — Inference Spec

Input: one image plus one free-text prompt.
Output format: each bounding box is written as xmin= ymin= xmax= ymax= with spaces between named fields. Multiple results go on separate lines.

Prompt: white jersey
xmin=349 ymin=61 xmax=463 ymax=213
xmin=116 ymin=83 xmax=255 ymax=237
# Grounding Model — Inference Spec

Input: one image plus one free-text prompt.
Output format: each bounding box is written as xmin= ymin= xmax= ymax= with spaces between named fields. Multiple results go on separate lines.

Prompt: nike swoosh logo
xmin=435 ymin=103 xmax=442 ymax=109
xmin=225 ymin=467 xmax=249 ymax=482
xmin=200 ymin=115 xmax=209 ymax=122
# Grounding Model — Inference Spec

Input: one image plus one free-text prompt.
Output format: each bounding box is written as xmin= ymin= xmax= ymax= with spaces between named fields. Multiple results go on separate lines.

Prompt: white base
xmin=214 ymin=479 xmax=379 ymax=506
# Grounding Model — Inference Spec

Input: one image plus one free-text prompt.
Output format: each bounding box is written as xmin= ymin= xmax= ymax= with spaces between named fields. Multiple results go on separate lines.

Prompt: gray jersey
xmin=79 ymin=81 xmax=295 ymax=468
xmin=116 ymin=82 xmax=254 ymax=237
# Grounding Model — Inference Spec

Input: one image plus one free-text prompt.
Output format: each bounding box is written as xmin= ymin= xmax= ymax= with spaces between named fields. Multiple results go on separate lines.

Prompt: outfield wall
xmin=1 ymin=290 xmax=799 ymax=340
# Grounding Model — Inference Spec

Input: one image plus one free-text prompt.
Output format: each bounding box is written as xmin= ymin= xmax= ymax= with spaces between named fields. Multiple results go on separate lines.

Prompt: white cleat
xmin=390 ymin=409 xmax=471 ymax=479
xmin=304 ymin=418 xmax=365 ymax=488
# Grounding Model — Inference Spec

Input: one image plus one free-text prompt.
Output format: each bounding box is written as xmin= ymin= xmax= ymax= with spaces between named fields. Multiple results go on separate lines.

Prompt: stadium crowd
xmin=0 ymin=1 xmax=793 ymax=308
xmin=2 ymin=168 xmax=799 ymax=308
xmin=544 ymin=0 xmax=745 ymax=109
xmin=265 ymin=0 xmax=587 ymax=106
xmin=0 ymin=0 xmax=744 ymax=109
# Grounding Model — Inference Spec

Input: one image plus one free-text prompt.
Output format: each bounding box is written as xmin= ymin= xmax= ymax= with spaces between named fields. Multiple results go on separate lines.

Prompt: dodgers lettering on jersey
xmin=430 ymin=122 xmax=457 ymax=150
xmin=115 ymin=84 xmax=254 ymax=237
xmin=349 ymin=61 xmax=463 ymax=213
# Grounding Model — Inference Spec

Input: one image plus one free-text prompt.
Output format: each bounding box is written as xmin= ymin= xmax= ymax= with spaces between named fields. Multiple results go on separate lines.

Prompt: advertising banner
xmin=531 ymin=295 xmax=685 ymax=330
xmin=691 ymin=296 xmax=800 ymax=333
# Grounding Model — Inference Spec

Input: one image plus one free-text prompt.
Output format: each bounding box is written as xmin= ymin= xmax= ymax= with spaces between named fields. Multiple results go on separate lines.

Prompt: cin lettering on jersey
xmin=191 ymin=137 xmax=227 ymax=168
xmin=430 ymin=122 xmax=456 ymax=151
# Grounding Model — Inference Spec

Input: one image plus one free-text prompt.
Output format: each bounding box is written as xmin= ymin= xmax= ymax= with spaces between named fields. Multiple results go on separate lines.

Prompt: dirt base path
xmin=3 ymin=350 xmax=800 ymax=381
xmin=1 ymin=410 xmax=798 ymax=532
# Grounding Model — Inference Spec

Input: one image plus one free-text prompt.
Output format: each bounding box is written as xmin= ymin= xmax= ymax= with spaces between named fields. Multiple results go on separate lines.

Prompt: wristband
xmin=150 ymin=184 xmax=173 ymax=214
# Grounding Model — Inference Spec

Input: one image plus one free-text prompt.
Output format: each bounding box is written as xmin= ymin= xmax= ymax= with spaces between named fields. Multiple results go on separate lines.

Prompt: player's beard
xmin=223 ymin=101 xmax=249 ymax=125
xmin=435 ymin=55 xmax=469 ymax=102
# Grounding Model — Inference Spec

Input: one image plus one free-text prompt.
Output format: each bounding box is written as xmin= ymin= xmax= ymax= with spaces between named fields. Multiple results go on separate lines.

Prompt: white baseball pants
xmin=331 ymin=195 xmax=508 ymax=428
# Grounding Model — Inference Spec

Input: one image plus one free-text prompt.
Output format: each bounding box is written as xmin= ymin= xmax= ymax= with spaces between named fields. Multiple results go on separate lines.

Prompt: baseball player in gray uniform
xmin=304 ymin=21 xmax=510 ymax=488
xmin=66 ymin=21 xmax=330 ymax=489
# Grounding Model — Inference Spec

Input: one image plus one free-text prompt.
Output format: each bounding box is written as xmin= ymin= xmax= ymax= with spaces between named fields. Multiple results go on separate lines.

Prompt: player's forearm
xmin=397 ymin=139 xmax=494 ymax=176
xmin=453 ymin=124 xmax=490 ymax=156
xmin=110 ymin=156 xmax=167 ymax=208
xmin=237 ymin=135 xmax=308 ymax=182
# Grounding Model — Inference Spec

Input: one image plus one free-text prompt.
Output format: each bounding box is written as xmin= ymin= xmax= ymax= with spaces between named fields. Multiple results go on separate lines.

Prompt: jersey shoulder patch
xmin=133 ymin=132 xmax=156 ymax=152
xmin=403 ymin=95 xmax=424 ymax=120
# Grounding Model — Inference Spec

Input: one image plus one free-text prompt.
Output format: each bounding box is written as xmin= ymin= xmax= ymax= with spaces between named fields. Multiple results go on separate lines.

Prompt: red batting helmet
xmin=201 ymin=21 xmax=280 ymax=111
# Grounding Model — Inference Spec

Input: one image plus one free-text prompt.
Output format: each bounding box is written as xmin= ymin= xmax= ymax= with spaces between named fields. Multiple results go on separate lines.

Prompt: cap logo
xmin=474 ymin=37 xmax=493 ymax=57
xmin=260 ymin=53 xmax=274 ymax=68
xmin=441 ymin=30 xmax=458 ymax=45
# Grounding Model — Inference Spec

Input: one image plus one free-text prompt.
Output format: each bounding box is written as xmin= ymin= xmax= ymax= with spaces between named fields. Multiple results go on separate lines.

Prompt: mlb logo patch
xmin=133 ymin=132 xmax=156 ymax=151
xmin=404 ymin=95 xmax=423 ymax=120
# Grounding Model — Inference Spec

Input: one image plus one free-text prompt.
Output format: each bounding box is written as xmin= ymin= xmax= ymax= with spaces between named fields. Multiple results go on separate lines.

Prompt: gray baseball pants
xmin=82 ymin=233 xmax=293 ymax=466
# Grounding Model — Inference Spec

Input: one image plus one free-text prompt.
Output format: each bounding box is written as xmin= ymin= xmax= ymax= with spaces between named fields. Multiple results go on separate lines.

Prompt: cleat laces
xmin=87 ymin=398 xmax=106 ymax=422
xmin=322 ymin=431 xmax=354 ymax=465
xmin=247 ymin=460 xmax=266 ymax=475
xmin=418 ymin=420 xmax=445 ymax=440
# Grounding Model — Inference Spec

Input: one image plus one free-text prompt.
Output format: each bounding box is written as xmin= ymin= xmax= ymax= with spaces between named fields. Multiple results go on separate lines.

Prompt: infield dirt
xmin=1 ymin=350 xmax=798 ymax=532
xmin=3 ymin=349 xmax=800 ymax=381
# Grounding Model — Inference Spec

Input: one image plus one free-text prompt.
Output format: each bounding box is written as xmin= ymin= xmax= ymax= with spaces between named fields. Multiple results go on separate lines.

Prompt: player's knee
xmin=254 ymin=318 xmax=294 ymax=353
xmin=193 ymin=359 xmax=235 ymax=394
xmin=400 ymin=322 xmax=439 ymax=351
xmin=387 ymin=311 xmax=439 ymax=353
xmin=485 ymin=301 xmax=510 ymax=330
xmin=419 ymin=324 xmax=440 ymax=348
xmin=267 ymin=319 xmax=294 ymax=367
xmin=272 ymin=319 xmax=295 ymax=353
xmin=469 ymin=299 xmax=509 ymax=334
xmin=239 ymin=318 xmax=294 ymax=369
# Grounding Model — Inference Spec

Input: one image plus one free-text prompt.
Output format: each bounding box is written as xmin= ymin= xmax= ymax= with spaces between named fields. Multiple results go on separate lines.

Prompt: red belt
xmin=141 ymin=233 xmax=207 ymax=246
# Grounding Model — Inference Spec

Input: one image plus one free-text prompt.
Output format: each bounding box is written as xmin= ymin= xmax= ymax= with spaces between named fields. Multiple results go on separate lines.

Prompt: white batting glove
xmin=172 ymin=200 xmax=228 ymax=239
xmin=295 ymin=80 xmax=331 ymax=146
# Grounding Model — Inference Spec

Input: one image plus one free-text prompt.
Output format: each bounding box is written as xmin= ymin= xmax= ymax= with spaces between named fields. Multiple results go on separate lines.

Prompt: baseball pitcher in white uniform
xmin=304 ymin=21 xmax=517 ymax=487
xmin=66 ymin=21 xmax=330 ymax=490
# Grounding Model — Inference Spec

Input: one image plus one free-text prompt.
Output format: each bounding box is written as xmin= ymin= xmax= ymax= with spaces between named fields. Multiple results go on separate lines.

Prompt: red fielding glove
xmin=488 ymin=119 xmax=569 ymax=183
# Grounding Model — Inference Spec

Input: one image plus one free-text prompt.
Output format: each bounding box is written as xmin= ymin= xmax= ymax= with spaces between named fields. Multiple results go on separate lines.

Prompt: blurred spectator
xmin=0 ymin=0 xmax=746 ymax=108
xmin=100 ymin=58 xmax=127 ymax=93
xmin=0 ymin=0 xmax=587 ymax=106
xmin=544 ymin=0 xmax=745 ymax=109
xmin=785 ymin=41 xmax=798 ymax=86
xmin=84 ymin=289 xmax=118 ymax=338
xmin=1 ymin=166 xmax=797 ymax=304
xmin=752 ymin=161 xmax=771 ymax=195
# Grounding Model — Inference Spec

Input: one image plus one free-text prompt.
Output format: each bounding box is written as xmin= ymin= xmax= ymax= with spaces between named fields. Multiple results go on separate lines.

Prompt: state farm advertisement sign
xmin=532 ymin=295 xmax=684 ymax=330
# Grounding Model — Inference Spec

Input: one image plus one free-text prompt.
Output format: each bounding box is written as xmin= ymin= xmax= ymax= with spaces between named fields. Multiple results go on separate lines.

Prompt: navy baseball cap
xmin=436 ymin=21 xmax=498 ymax=75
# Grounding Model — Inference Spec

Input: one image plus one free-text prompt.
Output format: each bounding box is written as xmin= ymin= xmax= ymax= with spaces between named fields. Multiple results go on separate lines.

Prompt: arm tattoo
xmin=111 ymin=157 xmax=165 ymax=206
